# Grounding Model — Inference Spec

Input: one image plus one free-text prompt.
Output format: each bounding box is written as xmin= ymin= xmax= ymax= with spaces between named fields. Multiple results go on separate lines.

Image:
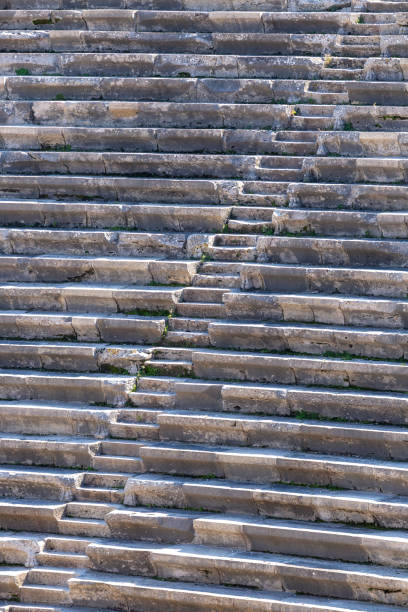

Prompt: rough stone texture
xmin=1 ymin=2 xmax=408 ymax=612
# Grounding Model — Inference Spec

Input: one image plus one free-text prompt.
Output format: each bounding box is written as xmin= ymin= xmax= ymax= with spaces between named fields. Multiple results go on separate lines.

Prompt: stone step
xmin=168 ymin=318 xmax=209 ymax=333
xmin=208 ymin=320 xmax=408 ymax=360
xmin=0 ymin=401 xmax=111 ymax=437
xmin=104 ymin=506 xmax=408 ymax=567
xmin=0 ymin=32 xmax=391 ymax=58
xmin=0 ymin=125 xmax=316 ymax=156
xmin=0 ymin=151 xmax=310 ymax=181
xmin=227 ymin=219 xmax=273 ymax=233
xmin=0 ymin=340 xmax=146 ymax=374
xmin=137 ymin=441 xmax=408 ymax=495
xmin=137 ymin=376 xmax=178 ymax=393
xmin=272 ymin=209 xmax=408 ymax=239
xmin=224 ymin=291 xmax=408 ymax=330
xmin=101 ymin=440 xmax=144 ymax=457
xmin=257 ymin=236 xmax=408 ymax=268
xmin=0 ymin=466 xmax=79 ymax=502
xmin=164 ymin=330 xmax=210 ymax=348
xmin=65 ymin=501 xmax=118 ymax=520
xmin=0 ymin=227 xmax=188 ymax=260
xmin=128 ymin=391 xmax=175 ymax=409
xmin=191 ymin=348 xmax=408 ymax=392
xmin=0 ymin=199 xmax=229 ymax=232
xmin=125 ymin=472 xmax=408 ymax=528
xmin=142 ymin=360 xmax=194 ymax=377
xmin=150 ymin=347 xmax=194 ymax=363
xmin=0 ymin=9 xmax=389 ymax=31
xmin=239 ymin=262 xmax=408 ymax=298
xmin=108 ymin=421 xmax=161 ymax=439
xmin=0 ymin=76 xmax=398 ymax=104
xmin=20 ymin=584 xmax=70 ymax=605
xmin=192 ymin=274 xmax=240 ymax=288
xmin=0 ymin=174 xmax=279 ymax=205
xmin=85 ymin=540 xmax=408 ymax=605
xmin=0 ymin=499 xmax=65 ymax=532
xmin=74 ymin=487 xmax=124 ymax=504
xmin=209 ymin=246 xmax=257 ymax=261
xmin=174 ymin=378 xmax=408 ymax=425
xmin=231 ymin=206 xmax=274 ymax=221
xmin=290 ymin=116 xmax=335 ymax=130
xmin=0 ymin=434 xmax=99 ymax=469
xmin=182 ymin=287 xmax=230 ymax=304
xmin=0 ymin=311 xmax=166 ymax=344
xmin=0 ymin=100 xmax=331 ymax=130
xmin=92 ymin=454 xmax=144 ymax=473
xmin=200 ymin=262 xmax=243 ymax=274
xmin=318 ymin=130 xmax=408 ymax=158
xmin=291 ymin=183 xmax=408 ymax=211
xmin=0 ymin=76 xmax=348 ymax=104
xmin=44 ymin=537 xmax=91 ymax=554
xmin=36 ymin=551 xmax=89 ymax=569
xmin=0 ymin=369 xmax=132 ymax=406
xmin=0 ymin=0 xmax=401 ymax=13
xmin=157 ymin=410 xmax=408 ymax=460
xmin=25 ymin=570 xmax=75 ymax=588
xmin=0 ymin=283 xmax=180 ymax=315
xmin=57 ymin=517 xmax=110 ymax=538
xmin=116 ymin=408 xmax=161 ymax=424
xmin=68 ymin=571 xmax=408 ymax=612
xmin=38 ymin=535 xmax=91 ymax=567
xmin=176 ymin=302 xmax=226 ymax=318
xmin=0 ymin=254 xmax=196 ymax=286
xmin=359 ymin=0 xmax=408 ymax=12
xmin=81 ymin=471 xmax=130 ymax=488
xmin=0 ymin=53 xmax=371 ymax=80
xmin=303 ymin=155 xmax=408 ymax=184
